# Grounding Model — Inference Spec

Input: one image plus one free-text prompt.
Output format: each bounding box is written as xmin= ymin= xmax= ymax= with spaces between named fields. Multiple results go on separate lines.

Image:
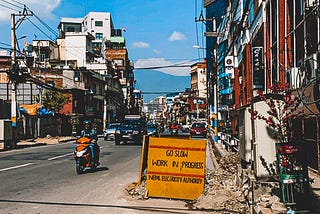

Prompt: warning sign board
xmin=146 ymin=137 xmax=206 ymax=200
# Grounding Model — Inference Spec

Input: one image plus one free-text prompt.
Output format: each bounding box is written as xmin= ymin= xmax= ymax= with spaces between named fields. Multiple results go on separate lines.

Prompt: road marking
xmin=0 ymin=163 xmax=34 ymax=172
xmin=48 ymin=145 xmax=105 ymax=161
xmin=48 ymin=153 xmax=73 ymax=160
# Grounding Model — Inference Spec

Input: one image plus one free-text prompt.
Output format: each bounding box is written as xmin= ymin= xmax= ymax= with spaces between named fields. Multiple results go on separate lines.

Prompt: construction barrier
xmin=140 ymin=136 xmax=206 ymax=200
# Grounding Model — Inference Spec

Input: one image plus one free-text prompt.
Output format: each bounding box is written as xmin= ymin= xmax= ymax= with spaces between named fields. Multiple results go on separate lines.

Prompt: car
xmin=180 ymin=123 xmax=191 ymax=132
xmin=114 ymin=118 xmax=146 ymax=145
xmin=190 ymin=122 xmax=207 ymax=138
xmin=103 ymin=123 xmax=121 ymax=141
xmin=146 ymin=123 xmax=159 ymax=136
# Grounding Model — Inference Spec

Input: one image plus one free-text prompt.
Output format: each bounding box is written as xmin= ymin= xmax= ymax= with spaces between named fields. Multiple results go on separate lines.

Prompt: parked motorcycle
xmin=73 ymin=137 xmax=99 ymax=174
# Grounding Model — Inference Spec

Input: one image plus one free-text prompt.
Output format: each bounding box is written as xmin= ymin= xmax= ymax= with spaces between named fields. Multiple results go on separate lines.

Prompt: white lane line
xmin=48 ymin=153 xmax=73 ymax=161
xmin=0 ymin=163 xmax=35 ymax=172
xmin=48 ymin=145 xmax=105 ymax=161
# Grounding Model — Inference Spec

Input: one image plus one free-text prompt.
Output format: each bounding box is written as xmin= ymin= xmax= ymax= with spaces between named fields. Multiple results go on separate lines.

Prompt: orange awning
xmin=20 ymin=103 xmax=42 ymax=116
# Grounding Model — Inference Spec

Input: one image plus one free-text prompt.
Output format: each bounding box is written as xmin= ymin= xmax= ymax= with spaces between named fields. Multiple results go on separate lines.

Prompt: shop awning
xmin=19 ymin=103 xmax=41 ymax=116
xmin=19 ymin=103 xmax=54 ymax=116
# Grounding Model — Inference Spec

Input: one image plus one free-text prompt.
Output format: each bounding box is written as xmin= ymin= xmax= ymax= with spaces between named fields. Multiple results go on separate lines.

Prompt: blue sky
xmin=0 ymin=0 xmax=207 ymax=76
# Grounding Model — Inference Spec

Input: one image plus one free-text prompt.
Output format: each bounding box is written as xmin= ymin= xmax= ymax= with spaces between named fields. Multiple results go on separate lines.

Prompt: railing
xmin=218 ymin=132 xmax=239 ymax=152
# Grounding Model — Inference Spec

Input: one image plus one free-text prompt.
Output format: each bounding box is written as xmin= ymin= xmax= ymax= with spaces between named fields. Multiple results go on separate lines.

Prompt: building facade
xmin=209 ymin=0 xmax=320 ymax=173
xmin=190 ymin=61 xmax=207 ymax=99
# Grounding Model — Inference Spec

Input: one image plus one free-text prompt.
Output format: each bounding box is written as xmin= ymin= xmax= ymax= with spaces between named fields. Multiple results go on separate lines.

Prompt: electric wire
xmin=32 ymin=14 xmax=58 ymax=39
xmin=0 ymin=41 xmax=11 ymax=47
xmin=0 ymin=0 xmax=22 ymax=9
xmin=0 ymin=2 xmax=17 ymax=11
xmin=10 ymin=0 xmax=24 ymax=6
xmin=134 ymin=58 xmax=203 ymax=70
xmin=26 ymin=18 xmax=54 ymax=41
xmin=0 ymin=0 xmax=58 ymax=42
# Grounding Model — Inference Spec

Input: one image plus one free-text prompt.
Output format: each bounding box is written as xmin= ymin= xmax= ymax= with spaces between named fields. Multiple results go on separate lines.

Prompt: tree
xmin=248 ymin=82 xmax=302 ymax=143
xmin=42 ymin=90 xmax=70 ymax=113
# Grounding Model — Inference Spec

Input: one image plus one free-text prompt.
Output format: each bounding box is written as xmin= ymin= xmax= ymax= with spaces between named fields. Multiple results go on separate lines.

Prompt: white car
xmin=103 ymin=123 xmax=121 ymax=141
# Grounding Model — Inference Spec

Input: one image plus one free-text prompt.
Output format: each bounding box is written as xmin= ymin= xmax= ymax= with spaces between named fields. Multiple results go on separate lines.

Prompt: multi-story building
xmin=105 ymin=33 xmax=135 ymax=115
xmin=190 ymin=61 xmax=207 ymax=99
xmin=83 ymin=12 xmax=113 ymax=59
xmin=207 ymin=0 xmax=320 ymax=174
xmin=0 ymin=11 xmax=133 ymax=138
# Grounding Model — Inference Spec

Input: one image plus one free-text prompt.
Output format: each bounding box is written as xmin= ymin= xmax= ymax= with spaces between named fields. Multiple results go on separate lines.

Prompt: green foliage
xmin=42 ymin=90 xmax=70 ymax=113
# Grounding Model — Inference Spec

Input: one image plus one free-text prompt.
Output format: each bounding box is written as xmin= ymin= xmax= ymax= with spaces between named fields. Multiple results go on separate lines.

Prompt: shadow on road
xmin=77 ymin=166 xmax=109 ymax=174
xmin=0 ymin=199 xmax=216 ymax=213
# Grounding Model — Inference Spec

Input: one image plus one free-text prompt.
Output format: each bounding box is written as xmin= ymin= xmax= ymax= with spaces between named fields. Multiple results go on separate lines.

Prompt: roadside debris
xmin=126 ymin=152 xmax=249 ymax=213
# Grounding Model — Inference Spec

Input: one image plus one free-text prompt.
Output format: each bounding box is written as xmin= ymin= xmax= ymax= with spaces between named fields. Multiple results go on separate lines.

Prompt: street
xmin=0 ymin=138 xmax=210 ymax=214
xmin=0 ymin=139 xmax=143 ymax=213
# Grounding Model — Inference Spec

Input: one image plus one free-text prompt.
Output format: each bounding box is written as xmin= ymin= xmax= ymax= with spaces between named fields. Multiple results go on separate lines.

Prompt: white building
xmin=58 ymin=12 xmax=114 ymax=68
xmin=190 ymin=61 xmax=207 ymax=99
xmin=83 ymin=12 xmax=113 ymax=42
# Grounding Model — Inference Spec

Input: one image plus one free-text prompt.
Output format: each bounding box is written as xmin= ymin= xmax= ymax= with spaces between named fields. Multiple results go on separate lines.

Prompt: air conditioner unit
xmin=306 ymin=0 xmax=316 ymax=7
xmin=225 ymin=56 xmax=234 ymax=78
xmin=287 ymin=67 xmax=302 ymax=89
xmin=304 ymin=53 xmax=318 ymax=80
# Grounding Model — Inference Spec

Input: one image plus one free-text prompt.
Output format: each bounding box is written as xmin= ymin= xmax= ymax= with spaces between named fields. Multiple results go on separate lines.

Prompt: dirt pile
xmin=190 ymin=153 xmax=249 ymax=213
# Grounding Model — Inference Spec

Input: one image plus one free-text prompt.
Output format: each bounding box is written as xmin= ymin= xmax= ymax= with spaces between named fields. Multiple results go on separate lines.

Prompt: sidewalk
xmin=208 ymin=132 xmax=320 ymax=213
xmin=0 ymin=136 xmax=77 ymax=152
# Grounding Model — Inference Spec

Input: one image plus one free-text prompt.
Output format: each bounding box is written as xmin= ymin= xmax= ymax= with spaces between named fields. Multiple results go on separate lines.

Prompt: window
xmin=113 ymin=59 xmax=124 ymax=66
xmin=40 ymin=53 xmax=45 ymax=62
xmin=95 ymin=21 xmax=103 ymax=27
xmin=74 ymin=71 xmax=81 ymax=82
xmin=95 ymin=33 xmax=103 ymax=40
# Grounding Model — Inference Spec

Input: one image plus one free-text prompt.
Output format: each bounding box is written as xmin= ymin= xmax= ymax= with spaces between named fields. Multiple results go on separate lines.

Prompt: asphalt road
xmin=0 ymin=139 xmax=145 ymax=213
xmin=0 ymin=138 xmax=210 ymax=214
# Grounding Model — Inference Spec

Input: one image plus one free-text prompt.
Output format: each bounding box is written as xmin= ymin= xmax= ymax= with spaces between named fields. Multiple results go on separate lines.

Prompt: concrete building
xmin=0 ymin=11 xmax=134 ymax=138
xmin=210 ymin=0 xmax=320 ymax=176
xmin=190 ymin=61 xmax=207 ymax=99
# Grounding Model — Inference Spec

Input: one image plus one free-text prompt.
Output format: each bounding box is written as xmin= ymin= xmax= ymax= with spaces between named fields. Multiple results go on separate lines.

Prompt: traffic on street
xmin=0 ymin=0 xmax=320 ymax=213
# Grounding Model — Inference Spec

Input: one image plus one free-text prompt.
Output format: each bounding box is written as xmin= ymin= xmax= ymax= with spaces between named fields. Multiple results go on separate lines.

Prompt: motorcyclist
xmin=170 ymin=122 xmax=179 ymax=135
xmin=80 ymin=120 xmax=100 ymax=165
xmin=171 ymin=122 xmax=179 ymax=130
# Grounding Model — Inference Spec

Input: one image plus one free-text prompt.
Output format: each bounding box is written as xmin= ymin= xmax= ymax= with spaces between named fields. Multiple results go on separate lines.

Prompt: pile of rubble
xmin=189 ymin=153 xmax=249 ymax=213
xmin=126 ymin=152 xmax=250 ymax=213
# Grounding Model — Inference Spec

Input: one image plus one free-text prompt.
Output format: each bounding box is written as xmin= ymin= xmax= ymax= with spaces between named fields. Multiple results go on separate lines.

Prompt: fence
xmin=218 ymin=132 xmax=239 ymax=152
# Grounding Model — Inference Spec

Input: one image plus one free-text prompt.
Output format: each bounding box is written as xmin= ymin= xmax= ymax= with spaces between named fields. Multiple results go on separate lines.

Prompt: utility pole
xmin=10 ymin=13 xmax=17 ymax=144
xmin=37 ymin=41 xmax=43 ymax=137
xmin=195 ymin=10 xmax=219 ymax=142
xmin=10 ymin=6 xmax=32 ymax=144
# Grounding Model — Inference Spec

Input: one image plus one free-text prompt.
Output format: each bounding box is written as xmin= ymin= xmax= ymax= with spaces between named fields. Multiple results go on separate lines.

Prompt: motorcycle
xmin=73 ymin=137 xmax=99 ymax=174
xmin=170 ymin=126 xmax=179 ymax=135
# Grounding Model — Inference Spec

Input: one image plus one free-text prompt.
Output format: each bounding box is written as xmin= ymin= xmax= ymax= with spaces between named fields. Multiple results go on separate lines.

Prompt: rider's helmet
xmin=83 ymin=120 xmax=91 ymax=131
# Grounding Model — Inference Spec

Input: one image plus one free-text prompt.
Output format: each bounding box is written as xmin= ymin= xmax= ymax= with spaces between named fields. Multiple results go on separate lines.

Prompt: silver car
xmin=103 ymin=123 xmax=121 ymax=141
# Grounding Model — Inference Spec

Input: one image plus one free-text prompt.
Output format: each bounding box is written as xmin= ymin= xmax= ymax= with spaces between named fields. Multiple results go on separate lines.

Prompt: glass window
xmin=95 ymin=21 xmax=103 ymax=27
xmin=95 ymin=33 xmax=103 ymax=40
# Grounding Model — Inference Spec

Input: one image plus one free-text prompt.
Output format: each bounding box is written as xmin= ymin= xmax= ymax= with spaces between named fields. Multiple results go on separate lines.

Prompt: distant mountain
xmin=134 ymin=69 xmax=190 ymax=103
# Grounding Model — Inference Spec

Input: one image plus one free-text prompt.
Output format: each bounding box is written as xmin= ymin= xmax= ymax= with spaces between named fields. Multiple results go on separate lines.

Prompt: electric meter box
xmin=0 ymin=119 xmax=12 ymax=141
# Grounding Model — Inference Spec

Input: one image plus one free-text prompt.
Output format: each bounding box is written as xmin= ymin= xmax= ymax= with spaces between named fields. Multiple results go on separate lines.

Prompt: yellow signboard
xmin=146 ymin=137 xmax=206 ymax=200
